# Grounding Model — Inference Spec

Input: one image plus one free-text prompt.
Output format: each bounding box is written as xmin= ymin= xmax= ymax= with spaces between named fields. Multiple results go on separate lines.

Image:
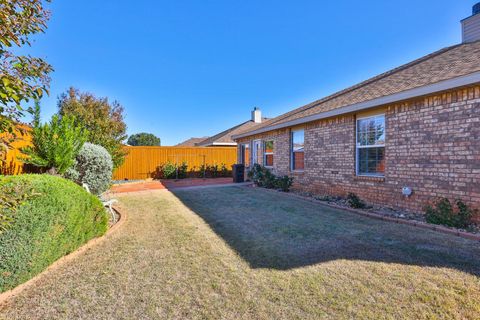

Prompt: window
xmin=356 ymin=115 xmax=385 ymax=176
xmin=263 ymin=140 xmax=274 ymax=167
xmin=240 ymin=143 xmax=250 ymax=167
xmin=291 ymin=129 xmax=304 ymax=171
xmin=253 ymin=140 xmax=261 ymax=164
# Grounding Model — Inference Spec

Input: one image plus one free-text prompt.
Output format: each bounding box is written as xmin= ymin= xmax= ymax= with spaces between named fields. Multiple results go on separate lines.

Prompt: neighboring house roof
xmin=234 ymin=40 xmax=480 ymax=139
xmin=176 ymin=137 xmax=210 ymax=147
xmin=197 ymin=118 xmax=269 ymax=147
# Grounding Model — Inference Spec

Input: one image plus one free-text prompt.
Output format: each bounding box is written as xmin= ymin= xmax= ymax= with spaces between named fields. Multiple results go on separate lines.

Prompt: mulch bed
xmin=293 ymin=190 xmax=480 ymax=236
xmin=245 ymin=184 xmax=480 ymax=241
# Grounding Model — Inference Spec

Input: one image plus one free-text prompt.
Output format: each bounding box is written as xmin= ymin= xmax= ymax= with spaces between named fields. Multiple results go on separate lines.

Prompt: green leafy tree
xmin=21 ymin=107 xmax=88 ymax=175
xmin=1 ymin=0 xmax=54 ymax=156
xmin=57 ymin=87 xmax=127 ymax=168
xmin=128 ymin=132 xmax=161 ymax=146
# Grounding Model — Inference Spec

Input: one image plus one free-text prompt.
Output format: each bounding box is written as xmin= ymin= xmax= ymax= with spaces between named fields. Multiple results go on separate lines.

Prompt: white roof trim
xmin=233 ymin=71 xmax=480 ymax=139
xmin=212 ymin=142 xmax=237 ymax=146
xmin=199 ymin=142 xmax=238 ymax=146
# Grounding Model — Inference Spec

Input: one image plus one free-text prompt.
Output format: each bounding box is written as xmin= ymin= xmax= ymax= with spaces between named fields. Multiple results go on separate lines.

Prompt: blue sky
xmin=25 ymin=0 xmax=475 ymax=145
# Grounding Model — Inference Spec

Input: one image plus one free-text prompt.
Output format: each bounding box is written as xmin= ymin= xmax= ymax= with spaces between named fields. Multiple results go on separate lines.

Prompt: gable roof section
xmin=197 ymin=120 xmax=268 ymax=146
xmin=234 ymin=40 xmax=480 ymax=139
xmin=176 ymin=137 xmax=210 ymax=147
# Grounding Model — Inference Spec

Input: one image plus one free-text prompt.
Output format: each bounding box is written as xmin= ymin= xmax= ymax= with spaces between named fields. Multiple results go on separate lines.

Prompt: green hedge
xmin=0 ymin=174 xmax=108 ymax=293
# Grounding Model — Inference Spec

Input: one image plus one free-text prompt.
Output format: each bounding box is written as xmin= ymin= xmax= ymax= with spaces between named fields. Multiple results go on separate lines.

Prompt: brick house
xmin=233 ymin=4 xmax=480 ymax=213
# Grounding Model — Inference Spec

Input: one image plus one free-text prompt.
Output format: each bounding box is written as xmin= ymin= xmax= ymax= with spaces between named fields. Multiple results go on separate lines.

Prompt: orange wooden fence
xmin=113 ymin=146 xmax=237 ymax=180
xmin=1 ymin=131 xmax=238 ymax=181
xmin=0 ymin=126 xmax=31 ymax=175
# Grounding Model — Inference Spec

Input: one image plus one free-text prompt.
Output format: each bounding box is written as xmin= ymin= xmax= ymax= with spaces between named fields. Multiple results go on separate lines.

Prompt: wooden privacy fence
xmin=1 ymin=132 xmax=238 ymax=181
xmin=113 ymin=146 xmax=237 ymax=180
xmin=0 ymin=126 xmax=31 ymax=175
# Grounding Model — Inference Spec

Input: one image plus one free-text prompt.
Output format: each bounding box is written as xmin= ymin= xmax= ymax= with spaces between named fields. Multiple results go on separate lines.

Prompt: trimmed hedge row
xmin=0 ymin=174 xmax=108 ymax=293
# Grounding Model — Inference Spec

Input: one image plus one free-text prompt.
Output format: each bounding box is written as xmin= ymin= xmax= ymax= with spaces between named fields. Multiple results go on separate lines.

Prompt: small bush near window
xmin=248 ymin=164 xmax=275 ymax=188
xmin=275 ymin=176 xmax=294 ymax=192
xmin=248 ymin=164 xmax=294 ymax=192
xmin=425 ymin=198 xmax=476 ymax=229
xmin=65 ymin=143 xmax=113 ymax=195
xmin=263 ymin=170 xmax=278 ymax=189
xmin=347 ymin=193 xmax=367 ymax=209
xmin=0 ymin=175 xmax=108 ymax=293
xmin=248 ymin=164 xmax=266 ymax=186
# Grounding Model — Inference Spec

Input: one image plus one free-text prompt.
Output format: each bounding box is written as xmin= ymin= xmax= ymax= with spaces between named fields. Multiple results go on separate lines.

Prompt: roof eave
xmin=198 ymin=142 xmax=238 ymax=147
xmin=212 ymin=142 xmax=237 ymax=146
xmin=233 ymin=71 xmax=480 ymax=140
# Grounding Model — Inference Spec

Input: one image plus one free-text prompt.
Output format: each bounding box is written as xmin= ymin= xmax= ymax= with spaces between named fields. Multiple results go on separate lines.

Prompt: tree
xmin=128 ymin=132 xmax=161 ymax=146
xmin=21 ymin=107 xmax=88 ymax=175
xmin=58 ymin=87 xmax=128 ymax=168
xmin=1 ymin=0 xmax=54 ymax=157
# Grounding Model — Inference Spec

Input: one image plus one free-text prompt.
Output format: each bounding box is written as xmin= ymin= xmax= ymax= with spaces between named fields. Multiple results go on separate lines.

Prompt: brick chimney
xmin=251 ymin=107 xmax=262 ymax=123
xmin=462 ymin=2 xmax=480 ymax=43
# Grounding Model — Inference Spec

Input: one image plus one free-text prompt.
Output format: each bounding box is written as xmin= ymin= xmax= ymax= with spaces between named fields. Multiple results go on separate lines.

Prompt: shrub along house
xmin=233 ymin=4 xmax=480 ymax=214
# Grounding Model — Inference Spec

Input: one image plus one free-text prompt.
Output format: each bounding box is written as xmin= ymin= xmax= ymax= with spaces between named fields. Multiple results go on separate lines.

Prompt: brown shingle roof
xmin=235 ymin=40 xmax=480 ymax=137
xmin=176 ymin=137 xmax=210 ymax=147
xmin=197 ymin=120 xmax=268 ymax=146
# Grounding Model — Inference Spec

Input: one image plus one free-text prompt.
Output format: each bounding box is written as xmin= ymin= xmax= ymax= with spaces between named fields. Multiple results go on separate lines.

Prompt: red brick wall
xmin=237 ymin=85 xmax=480 ymax=214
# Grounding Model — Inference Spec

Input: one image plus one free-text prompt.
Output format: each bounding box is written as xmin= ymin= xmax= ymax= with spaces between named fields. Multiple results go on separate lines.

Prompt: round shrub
xmin=247 ymin=164 xmax=293 ymax=191
xmin=0 ymin=174 xmax=108 ymax=293
xmin=161 ymin=162 xmax=177 ymax=179
xmin=65 ymin=142 xmax=113 ymax=195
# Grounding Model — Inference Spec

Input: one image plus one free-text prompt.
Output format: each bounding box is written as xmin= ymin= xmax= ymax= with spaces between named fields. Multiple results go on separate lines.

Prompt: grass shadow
xmin=172 ymin=186 xmax=480 ymax=275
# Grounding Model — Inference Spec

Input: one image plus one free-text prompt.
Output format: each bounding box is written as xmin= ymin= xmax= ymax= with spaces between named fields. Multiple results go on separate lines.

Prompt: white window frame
xmin=242 ymin=143 xmax=250 ymax=167
xmin=291 ymin=129 xmax=305 ymax=172
xmin=263 ymin=140 xmax=274 ymax=168
xmin=239 ymin=144 xmax=245 ymax=165
xmin=252 ymin=140 xmax=261 ymax=165
xmin=355 ymin=114 xmax=386 ymax=177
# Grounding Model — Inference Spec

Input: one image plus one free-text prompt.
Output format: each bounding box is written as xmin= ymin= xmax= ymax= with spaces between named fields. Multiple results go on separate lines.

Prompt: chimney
xmin=251 ymin=107 xmax=262 ymax=123
xmin=462 ymin=2 xmax=480 ymax=43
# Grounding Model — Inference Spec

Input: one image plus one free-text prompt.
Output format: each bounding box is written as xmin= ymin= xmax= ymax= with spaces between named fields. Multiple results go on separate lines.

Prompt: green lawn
xmin=1 ymin=186 xmax=479 ymax=319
